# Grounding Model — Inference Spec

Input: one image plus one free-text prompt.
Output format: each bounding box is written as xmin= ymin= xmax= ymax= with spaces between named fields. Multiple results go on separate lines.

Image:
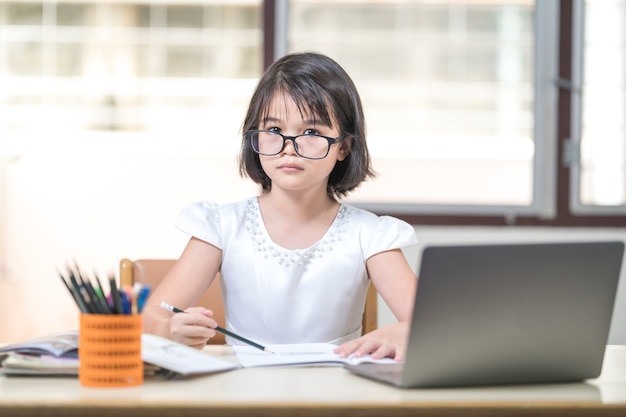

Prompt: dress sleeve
xmin=175 ymin=201 xmax=223 ymax=249
xmin=364 ymin=215 xmax=418 ymax=260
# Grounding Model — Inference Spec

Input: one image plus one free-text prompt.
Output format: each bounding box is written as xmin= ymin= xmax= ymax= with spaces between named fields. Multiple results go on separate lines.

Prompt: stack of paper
xmin=0 ymin=332 xmax=238 ymax=377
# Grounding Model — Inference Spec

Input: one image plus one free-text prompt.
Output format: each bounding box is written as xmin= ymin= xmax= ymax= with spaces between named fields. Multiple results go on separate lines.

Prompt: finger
xmin=186 ymin=306 xmax=215 ymax=318
xmin=188 ymin=342 xmax=207 ymax=350
xmin=175 ymin=310 xmax=217 ymax=329
xmin=391 ymin=342 xmax=407 ymax=362
xmin=170 ymin=314 xmax=217 ymax=346
xmin=352 ymin=340 xmax=380 ymax=358
xmin=334 ymin=340 xmax=361 ymax=358
xmin=367 ymin=344 xmax=394 ymax=360
xmin=172 ymin=326 xmax=217 ymax=347
xmin=184 ymin=324 xmax=217 ymax=339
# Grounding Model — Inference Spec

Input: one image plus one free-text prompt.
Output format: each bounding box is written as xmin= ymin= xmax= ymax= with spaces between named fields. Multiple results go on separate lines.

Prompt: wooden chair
xmin=120 ymin=258 xmax=225 ymax=344
xmin=120 ymin=258 xmax=378 ymax=344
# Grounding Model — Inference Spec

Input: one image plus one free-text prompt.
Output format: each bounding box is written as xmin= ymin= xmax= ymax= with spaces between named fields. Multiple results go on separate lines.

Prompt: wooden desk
xmin=1 ymin=345 xmax=625 ymax=417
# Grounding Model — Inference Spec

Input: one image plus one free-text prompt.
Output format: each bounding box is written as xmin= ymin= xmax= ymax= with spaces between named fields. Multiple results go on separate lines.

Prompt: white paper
xmin=141 ymin=334 xmax=239 ymax=375
xmin=233 ymin=343 xmax=397 ymax=368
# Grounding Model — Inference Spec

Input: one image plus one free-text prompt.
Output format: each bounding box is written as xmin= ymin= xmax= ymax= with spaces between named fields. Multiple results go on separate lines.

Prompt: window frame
xmin=263 ymin=0 xmax=626 ymax=227
xmin=569 ymin=0 xmax=626 ymax=217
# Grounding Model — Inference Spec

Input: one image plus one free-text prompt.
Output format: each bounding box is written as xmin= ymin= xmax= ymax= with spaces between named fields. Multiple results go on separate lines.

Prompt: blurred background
xmin=0 ymin=0 xmax=624 ymax=343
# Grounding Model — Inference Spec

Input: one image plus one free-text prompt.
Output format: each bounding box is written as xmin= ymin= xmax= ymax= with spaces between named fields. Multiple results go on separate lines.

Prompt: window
xmin=1 ymin=0 xmax=624 ymax=227
xmin=286 ymin=0 xmax=559 ymax=219
xmin=570 ymin=0 xmax=626 ymax=214
xmin=0 ymin=1 xmax=262 ymax=139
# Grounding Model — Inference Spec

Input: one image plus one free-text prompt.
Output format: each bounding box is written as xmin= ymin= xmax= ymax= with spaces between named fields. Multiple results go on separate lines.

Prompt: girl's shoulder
xmin=176 ymin=198 xmax=258 ymax=248
xmin=340 ymin=204 xmax=418 ymax=249
xmin=341 ymin=203 xmax=411 ymax=229
xmin=177 ymin=197 xmax=257 ymax=233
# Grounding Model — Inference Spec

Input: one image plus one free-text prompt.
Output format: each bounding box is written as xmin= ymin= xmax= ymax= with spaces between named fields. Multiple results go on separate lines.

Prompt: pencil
xmin=58 ymin=269 xmax=89 ymax=313
xmin=109 ymin=274 xmax=124 ymax=314
xmin=160 ymin=301 xmax=275 ymax=354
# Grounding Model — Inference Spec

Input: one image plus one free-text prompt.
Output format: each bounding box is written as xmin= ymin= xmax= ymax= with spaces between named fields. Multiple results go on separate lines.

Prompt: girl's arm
xmin=142 ymin=237 xmax=223 ymax=349
xmin=334 ymin=248 xmax=417 ymax=361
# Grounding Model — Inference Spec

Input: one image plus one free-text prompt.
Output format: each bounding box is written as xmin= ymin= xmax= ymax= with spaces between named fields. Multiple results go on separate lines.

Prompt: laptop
xmin=346 ymin=241 xmax=625 ymax=388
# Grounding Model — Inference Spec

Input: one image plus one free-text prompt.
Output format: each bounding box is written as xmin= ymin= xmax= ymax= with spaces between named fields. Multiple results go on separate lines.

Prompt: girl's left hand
xmin=333 ymin=321 xmax=410 ymax=362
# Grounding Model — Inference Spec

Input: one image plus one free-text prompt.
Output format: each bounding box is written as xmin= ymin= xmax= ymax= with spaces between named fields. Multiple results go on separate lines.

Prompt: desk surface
xmin=1 ymin=345 xmax=626 ymax=417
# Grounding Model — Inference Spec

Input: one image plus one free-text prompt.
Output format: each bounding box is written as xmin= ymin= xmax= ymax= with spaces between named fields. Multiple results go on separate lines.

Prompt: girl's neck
xmin=259 ymin=189 xmax=338 ymax=222
xmin=257 ymin=190 xmax=340 ymax=250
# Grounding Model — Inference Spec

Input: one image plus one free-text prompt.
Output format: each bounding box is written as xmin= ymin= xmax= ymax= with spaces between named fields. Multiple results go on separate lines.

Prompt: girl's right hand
xmin=168 ymin=307 xmax=218 ymax=349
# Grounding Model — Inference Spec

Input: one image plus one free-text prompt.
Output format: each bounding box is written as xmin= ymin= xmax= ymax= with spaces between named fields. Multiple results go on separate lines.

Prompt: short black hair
xmin=239 ymin=52 xmax=374 ymax=199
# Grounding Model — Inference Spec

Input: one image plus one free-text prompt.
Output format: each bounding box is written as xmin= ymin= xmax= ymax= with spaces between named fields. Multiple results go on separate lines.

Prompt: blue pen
xmin=136 ymin=285 xmax=151 ymax=313
xmin=123 ymin=285 xmax=137 ymax=315
xmin=120 ymin=291 xmax=131 ymax=315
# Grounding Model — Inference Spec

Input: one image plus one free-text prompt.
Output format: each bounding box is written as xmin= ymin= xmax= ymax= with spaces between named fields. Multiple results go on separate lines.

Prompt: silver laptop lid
xmin=400 ymin=241 xmax=624 ymax=387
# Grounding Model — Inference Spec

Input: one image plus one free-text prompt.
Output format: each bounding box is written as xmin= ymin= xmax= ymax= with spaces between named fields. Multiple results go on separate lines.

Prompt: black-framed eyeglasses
xmin=246 ymin=130 xmax=345 ymax=160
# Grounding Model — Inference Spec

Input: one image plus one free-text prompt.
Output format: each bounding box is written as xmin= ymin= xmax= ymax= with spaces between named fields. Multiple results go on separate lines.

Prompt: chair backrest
xmin=119 ymin=258 xmax=225 ymax=344
xmin=120 ymin=258 xmax=378 ymax=344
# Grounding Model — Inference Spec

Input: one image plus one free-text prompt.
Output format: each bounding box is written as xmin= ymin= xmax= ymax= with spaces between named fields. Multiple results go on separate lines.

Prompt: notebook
xmin=346 ymin=241 xmax=625 ymax=388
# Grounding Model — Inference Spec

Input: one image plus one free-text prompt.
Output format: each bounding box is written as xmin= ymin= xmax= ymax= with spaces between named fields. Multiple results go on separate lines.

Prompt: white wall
xmin=1 ymin=141 xmax=625 ymax=344
xmin=0 ymin=137 xmax=257 ymax=343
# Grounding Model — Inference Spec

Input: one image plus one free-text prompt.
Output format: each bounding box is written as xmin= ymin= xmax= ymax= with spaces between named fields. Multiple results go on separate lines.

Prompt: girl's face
xmin=258 ymin=93 xmax=350 ymax=196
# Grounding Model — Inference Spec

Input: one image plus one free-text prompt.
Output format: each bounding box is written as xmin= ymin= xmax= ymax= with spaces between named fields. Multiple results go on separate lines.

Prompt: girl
xmin=143 ymin=52 xmax=418 ymax=361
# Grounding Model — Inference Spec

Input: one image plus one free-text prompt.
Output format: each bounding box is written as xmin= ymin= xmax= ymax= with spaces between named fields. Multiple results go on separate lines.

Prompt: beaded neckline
xmin=244 ymin=198 xmax=351 ymax=268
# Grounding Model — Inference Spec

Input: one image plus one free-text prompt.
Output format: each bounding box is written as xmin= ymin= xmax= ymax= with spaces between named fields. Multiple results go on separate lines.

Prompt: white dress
xmin=176 ymin=197 xmax=418 ymax=346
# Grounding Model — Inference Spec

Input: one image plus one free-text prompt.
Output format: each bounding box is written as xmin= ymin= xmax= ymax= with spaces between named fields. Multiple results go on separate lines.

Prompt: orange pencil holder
xmin=79 ymin=314 xmax=143 ymax=388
